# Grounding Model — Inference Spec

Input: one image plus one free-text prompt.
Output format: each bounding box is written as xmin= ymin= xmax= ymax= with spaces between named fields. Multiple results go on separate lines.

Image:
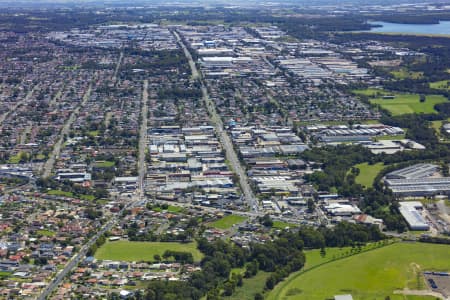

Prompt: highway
xmin=174 ymin=30 xmax=259 ymax=212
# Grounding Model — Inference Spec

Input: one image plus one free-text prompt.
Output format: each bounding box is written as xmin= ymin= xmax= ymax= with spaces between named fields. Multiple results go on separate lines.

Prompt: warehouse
xmin=399 ymin=202 xmax=430 ymax=231
xmin=385 ymin=177 xmax=450 ymax=197
xmin=386 ymin=163 xmax=439 ymax=180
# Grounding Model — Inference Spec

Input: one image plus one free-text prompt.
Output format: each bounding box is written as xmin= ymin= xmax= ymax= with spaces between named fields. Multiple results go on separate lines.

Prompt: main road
xmin=138 ymin=80 xmax=149 ymax=200
xmin=37 ymin=217 xmax=115 ymax=300
xmin=173 ymin=30 xmax=259 ymax=212
xmin=42 ymin=83 xmax=93 ymax=178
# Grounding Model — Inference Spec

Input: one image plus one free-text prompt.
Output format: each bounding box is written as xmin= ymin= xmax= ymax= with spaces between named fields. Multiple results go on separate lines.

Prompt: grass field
xmin=272 ymin=221 xmax=298 ymax=230
xmin=223 ymin=271 xmax=270 ymax=300
xmin=210 ymin=215 xmax=247 ymax=229
xmin=36 ymin=229 xmax=56 ymax=237
xmin=94 ymin=160 xmax=115 ymax=168
xmin=47 ymin=189 xmax=74 ymax=197
xmin=95 ymin=241 xmax=203 ymax=262
xmin=430 ymin=80 xmax=450 ymax=91
xmin=391 ymin=69 xmax=423 ymax=80
xmin=431 ymin=119 xmax=450 ymax=141
xmin=351 ymin=162 xmax=385 ymax=188
xmin=353 ymin=89 xmax=447 ymax=116
xmin=151 ymin=205 xmax=184 ymax=213
xmin=47 ymin=189 xmax=96 ymax=201
xmin=268 ymin=242 xmax=450 ymax=300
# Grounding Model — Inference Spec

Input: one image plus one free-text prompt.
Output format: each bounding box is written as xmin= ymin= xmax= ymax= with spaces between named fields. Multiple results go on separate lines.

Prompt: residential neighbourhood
xmin=0 ymin=2 xmax=449 ymax=300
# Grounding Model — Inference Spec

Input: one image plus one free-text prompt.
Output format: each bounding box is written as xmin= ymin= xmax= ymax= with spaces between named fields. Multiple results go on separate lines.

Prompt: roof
xmin=335 ymin=295 xmax=353 ymax=300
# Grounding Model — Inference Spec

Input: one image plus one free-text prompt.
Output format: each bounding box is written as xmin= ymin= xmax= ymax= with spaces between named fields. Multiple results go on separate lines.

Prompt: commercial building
xmin=399 ymin=202 xmax=430 ymax=231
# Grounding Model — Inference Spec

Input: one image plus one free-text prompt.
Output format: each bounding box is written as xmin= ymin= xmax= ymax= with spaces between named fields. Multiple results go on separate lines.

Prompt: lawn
xmin=88 ymin=130 xmax=100 ymax=137
xmin=7 ymin=153 xmax=22 ymax=164
xmin=430 ymin=80 xmax=450 ymax=91
xmin=351 ymin=162 xmax=385 ymax=188
xmin=167 ymin=205 xmax=183 ymax=213
xmin=353 ymin=89 xmax=448 ymax=116
xmin=151 ymin=205 xmax=184 ymax=213
xmin=267 ymin=242 xmax=450 ymax=300
xmin=210 ymin=215 xmax=247 ymax=230
xmin=47 ymin=190 xmax=96 ymax=201
xmin=95 ymin=241 xmax=203 ymax=262
xmin=391 ymin=69 xmax=423 ymax=80
xmin=223 ymin=271 xmax=270 ymax=300
xmin=47 ymin=189 xmax=74 ymax=198
xmin=95 ymin=160 xmax=115 ymax=168
xmin=36 ymin=229 xmax=56 ymax=237
xmin=272 ymin=221 xmax=298 ymax=230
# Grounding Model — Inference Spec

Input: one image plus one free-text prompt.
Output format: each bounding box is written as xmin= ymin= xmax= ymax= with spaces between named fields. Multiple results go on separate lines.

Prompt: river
xmin=368 ymin=21 xmax=450 ymax=35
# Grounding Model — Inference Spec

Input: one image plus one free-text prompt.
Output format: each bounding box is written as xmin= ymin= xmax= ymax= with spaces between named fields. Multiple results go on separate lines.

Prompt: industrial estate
xmin=0 ymin=0 xmax=449 ymax=299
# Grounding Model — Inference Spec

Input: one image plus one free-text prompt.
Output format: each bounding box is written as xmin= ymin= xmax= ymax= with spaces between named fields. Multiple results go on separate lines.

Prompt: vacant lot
xmin=353 ymin=89 xmax=447 ymax=116
xmin=210 ymin=215 xmax=247 ymax=229
xmin=350 ymin=162 xmax=385 ymax=188
xmin=95 ymin=241 xmax=203 ymax=262
xmin=268 ymin=242 xmax=450 ymax=300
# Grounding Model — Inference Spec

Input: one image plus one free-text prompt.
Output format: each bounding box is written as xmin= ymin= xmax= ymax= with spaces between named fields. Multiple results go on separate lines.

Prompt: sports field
xmin=353 ymin=89 xmax=447 ymax=116
xmin=268 ymin=242 xmax=450 ymax=300
xmin=210 ymin=215 xmax=247 ymax=229
xmin=94 ymin=241 xmax=203 ymax=262
xmin=351 ymin=162 xmax=385 ymax=188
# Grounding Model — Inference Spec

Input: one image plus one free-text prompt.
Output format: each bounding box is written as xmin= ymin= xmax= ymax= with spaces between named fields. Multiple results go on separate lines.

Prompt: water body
xmin=368 ymin=21 xmax=450 ymax=35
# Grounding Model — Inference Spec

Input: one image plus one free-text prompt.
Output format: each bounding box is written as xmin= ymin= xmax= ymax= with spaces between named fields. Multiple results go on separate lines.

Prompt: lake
xmin=368 ymin=21 xmax=450 ymax=35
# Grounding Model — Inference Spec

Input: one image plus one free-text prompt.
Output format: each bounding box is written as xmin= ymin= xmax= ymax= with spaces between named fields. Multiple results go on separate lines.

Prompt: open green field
xmin=151 ymin=205 xmax=184 ymax=213
xmin=47 ymin=189 xmax=74 ymax=197
xmin=224 ymin=271 xmax=270 ymax=300
xmin=353 ymin=89 xmax=447 ymax=116
xmin=94 ymin=160 xmax=115 ymax=168
xmin=210 ymin=215 xmax=247 ymax=229
xmin=351 ymin=162 xmax=385 ymax=188
xmin=95 ymin=241 xmax=203 ymax=262
xmin=391 ymin=69 xmax=423 ymax=80
xmin=46 ymin=189 xmax=96 ymax=201
xmin=268 ymin=242 xmax=450 ymax=300
xmin=36 ymin=229 xmax=56 ymax=237
xmin=430 ymin=80 xmax=450 ymax=91
xmin=272 ymin=221 xmax=298 ymax=230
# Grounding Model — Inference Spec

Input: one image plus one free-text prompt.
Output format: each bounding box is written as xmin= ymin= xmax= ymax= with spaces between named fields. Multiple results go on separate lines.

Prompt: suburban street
xmin=0 ymin=84 xmax=39 ymax=125
xmin=42 ymin=83 xmax=93 ymax=178
xmin=138 ymin=80 xmax=149 ymax=200
xmin=37 ymin=217 xmax=116 ymax=300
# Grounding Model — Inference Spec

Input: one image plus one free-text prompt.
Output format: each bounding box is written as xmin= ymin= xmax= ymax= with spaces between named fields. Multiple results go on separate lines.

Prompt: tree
xmin=254 ymin=293 xmax=264 ymax=300
xmin=320 ymin=247 xmax=326 ymax=258
xmin=307 ymin=199 xmax=315 ymax=213
xmin=260 ymin=214 xmax=273 ymax=227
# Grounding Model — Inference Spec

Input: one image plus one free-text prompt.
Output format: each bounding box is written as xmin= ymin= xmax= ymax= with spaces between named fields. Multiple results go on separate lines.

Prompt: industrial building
xmin=398 ymin=202 xmax=430 ymax=231
xmin=386 ymin=163 xmax=439 ymax=180
xmin=384 ymin=163 xmax=450 ymax=196
xmin=385 ymin=177 xmax=450 ymax=197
